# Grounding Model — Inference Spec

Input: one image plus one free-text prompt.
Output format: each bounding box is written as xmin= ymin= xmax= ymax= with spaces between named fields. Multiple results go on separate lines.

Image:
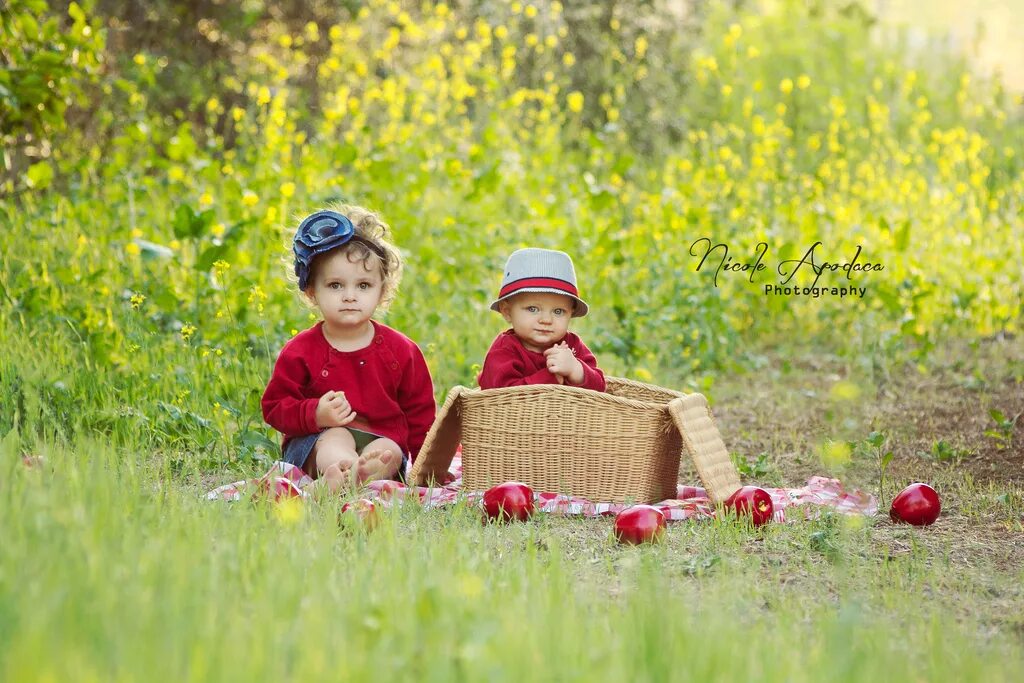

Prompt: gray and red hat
xmin=489 ymin=248 xmax=589 ymax=318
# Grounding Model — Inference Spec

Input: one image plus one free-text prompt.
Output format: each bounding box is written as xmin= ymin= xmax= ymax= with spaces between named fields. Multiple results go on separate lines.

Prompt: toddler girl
xmin=262 ymin=206 xmax=436 ymax=489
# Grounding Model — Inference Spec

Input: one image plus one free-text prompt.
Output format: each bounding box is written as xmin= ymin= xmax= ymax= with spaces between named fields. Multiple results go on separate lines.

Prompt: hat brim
xmin=489 ymin=287 xmax=589 ymax=318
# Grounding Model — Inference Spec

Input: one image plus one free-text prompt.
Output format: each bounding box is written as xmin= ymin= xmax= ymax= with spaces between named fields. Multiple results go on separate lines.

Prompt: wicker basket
xmin=409 ymin=377 xmax=741 ymax=504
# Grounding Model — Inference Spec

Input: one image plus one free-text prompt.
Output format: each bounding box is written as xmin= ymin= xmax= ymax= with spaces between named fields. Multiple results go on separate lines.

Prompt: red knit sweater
xmin=477 ymin=329 xmax=606 ymax=391
xmin=261 ymin=321 xmax=436 ymax=461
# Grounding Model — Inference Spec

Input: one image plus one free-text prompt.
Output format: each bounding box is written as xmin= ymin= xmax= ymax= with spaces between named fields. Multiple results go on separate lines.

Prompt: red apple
xmin=340 ymin=498 xmax=379 ymax=529
xmin=890 ymin=483 xmax=940 ymax=526
xmin=22 ymin=455 xmax=46 ymax=469
xmin=614 ymin=505 xmax=666 ymax=545
xmin=257 ymin=476 xmax=303 ymax=502
xmin=482 ymin=482 xmax=535 ymax=522
xmin=724 ymin=486 xmax=774 ymax=527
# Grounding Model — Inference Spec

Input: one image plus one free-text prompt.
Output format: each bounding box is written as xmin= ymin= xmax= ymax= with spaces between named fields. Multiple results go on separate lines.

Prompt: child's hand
xmin=316 ymin=390 xmax=358 ymax=428
xmin=544 ymin=343 xmax=583 ymax=384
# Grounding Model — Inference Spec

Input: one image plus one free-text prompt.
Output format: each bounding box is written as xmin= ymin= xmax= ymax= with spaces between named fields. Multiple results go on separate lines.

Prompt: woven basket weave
xmin=409 ymin=377 xmax=741 ymax=504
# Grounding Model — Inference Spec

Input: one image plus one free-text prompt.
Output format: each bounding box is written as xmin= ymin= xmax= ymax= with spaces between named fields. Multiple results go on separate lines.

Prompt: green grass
xmin=2 ymin=434 xmax=1022 ymax=682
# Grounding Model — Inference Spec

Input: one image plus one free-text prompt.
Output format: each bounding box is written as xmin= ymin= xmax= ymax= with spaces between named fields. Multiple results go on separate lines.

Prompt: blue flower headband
xmin=293 ymin=210 xmax=356 ymax=290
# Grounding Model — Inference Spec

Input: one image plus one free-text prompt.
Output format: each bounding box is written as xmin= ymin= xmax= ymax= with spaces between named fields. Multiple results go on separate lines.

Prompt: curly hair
xmin=292 ymin=203 xmax=404 ymax=310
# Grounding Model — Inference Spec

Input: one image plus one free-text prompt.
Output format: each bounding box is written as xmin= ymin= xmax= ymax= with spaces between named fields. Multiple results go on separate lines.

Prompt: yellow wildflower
xmin=829 ymin=380 xmax=861 ymax=402
xmin=274 ymin=497 xmax=305 ymax=524
xmin=820 ymin=440 xmax=852 ymax=468
xmin=457 ymin=573 xmax=484 ymax=599
xmin=635 ymin=36 xmax=648 ymax=59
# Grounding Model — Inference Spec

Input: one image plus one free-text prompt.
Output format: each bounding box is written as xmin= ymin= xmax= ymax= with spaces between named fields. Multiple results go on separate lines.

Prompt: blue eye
xmin=358 ymin=283 xmax=369 ymax=290
xmin=527 ymin=306 xmax=539 ymax=313
xmin=554 ymin=309 xmax=566 ymax=316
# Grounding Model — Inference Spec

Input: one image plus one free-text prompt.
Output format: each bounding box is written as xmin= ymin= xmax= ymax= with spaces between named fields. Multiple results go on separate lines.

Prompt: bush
xmin=0 ymin=0 xmax=104 ymax=192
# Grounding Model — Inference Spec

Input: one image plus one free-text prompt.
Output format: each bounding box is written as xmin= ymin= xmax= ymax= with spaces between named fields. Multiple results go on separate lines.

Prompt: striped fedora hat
xmin=489 ymin=248 xmax=589 ymax=318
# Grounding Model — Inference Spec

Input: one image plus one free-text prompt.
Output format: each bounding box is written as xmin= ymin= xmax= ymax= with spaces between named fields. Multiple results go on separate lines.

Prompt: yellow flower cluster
xmin=28 ymin=0 xmax=1019 ymax=399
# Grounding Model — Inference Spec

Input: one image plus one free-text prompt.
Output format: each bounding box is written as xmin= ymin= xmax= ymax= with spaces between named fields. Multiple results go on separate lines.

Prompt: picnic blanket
xmin=206 ymin=455 xmax=878 ymax=522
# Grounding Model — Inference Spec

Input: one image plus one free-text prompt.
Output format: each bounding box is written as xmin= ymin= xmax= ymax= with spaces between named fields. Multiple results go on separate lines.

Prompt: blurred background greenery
xmin=1 ymin=0 xmax=1021 ymax=469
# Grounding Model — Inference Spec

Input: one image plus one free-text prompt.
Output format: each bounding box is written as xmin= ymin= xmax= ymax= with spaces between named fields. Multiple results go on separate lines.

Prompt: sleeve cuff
xmin=301 ymin=399 xmax=320 ymax=433
xmin=571 ymin=366 xmax=605 ymax=391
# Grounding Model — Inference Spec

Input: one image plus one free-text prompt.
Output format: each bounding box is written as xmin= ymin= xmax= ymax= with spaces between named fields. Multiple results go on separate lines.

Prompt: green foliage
xmin=984 ymin=408 xmax=1021 ymax=448
xmin=919 ymin=439 xmax=974 ymax=463
xmin=865 ymin=430 xmax=894 ymax=505
xmin=731 ymin=451 xmax=772 ymax=479
xmin=1 ymin=0 xmax=1022 ymax=463
xmin=0 ymin=0 xmax=105 ymax=189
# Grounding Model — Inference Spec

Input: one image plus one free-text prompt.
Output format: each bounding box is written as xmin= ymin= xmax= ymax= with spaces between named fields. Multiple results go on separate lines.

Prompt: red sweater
xmin=477 ymin=330 xmax=606 ymax=391
xmin=261 ymin=321 xmax=436 ymax=461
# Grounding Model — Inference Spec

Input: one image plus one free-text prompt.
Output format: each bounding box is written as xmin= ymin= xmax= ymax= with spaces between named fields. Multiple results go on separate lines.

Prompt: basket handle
xmin=408 ymin=385 xmax=466 ymax=486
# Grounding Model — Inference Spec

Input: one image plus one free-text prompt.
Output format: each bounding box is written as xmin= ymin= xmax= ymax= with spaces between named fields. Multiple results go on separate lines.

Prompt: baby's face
xmin=499 ymin=292 xmax=575 ymax=352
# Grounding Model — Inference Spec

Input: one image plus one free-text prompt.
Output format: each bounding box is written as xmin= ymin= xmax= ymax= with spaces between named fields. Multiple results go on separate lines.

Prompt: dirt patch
xmin=705 ymin=337 xmax=1023 ymax=489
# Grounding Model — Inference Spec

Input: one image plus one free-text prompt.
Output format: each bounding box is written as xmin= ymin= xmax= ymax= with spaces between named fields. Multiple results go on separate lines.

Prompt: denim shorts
xmin=283 ymin=428 xmax=408 ymax=482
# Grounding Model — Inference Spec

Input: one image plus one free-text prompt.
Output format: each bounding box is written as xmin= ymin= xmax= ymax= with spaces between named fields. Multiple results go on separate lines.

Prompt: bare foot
xmin=356 ymin=449 xmax=398 ymax=484
xmin=322 ymin=460 xmax=355 ymax=493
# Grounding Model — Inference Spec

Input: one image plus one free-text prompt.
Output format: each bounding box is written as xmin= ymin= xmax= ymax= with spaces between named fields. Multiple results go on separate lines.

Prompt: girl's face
xmin=305 ymin=249 xmax=384 ymax=332
xmin=499 ymin=292 xmax=574 ymax=352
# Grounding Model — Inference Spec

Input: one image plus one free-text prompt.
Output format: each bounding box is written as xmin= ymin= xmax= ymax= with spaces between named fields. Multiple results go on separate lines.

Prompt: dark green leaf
xmin=240 ymin=430 xmax=280 ymax=453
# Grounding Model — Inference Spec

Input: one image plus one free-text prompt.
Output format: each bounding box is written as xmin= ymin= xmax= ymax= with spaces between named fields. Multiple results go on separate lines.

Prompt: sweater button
xmin=390 ymin=362 xmax=398 ymax=370
xmin=375 ymin=337 xmax=383 ymax=345
xmin=321 ymin=369 xmax=329 ymax=377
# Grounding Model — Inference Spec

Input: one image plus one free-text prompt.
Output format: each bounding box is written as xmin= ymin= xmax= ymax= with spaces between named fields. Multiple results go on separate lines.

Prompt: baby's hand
xmin=316 ymin=390 xmax=357 ymax=428
xmin=544 ymin=343 xmax=582 ymax=382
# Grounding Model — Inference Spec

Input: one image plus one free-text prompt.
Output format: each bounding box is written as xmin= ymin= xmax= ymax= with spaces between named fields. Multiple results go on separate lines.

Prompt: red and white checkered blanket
xmin=206 ymin=456 xmax=877 ymax=522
